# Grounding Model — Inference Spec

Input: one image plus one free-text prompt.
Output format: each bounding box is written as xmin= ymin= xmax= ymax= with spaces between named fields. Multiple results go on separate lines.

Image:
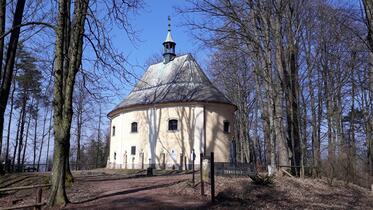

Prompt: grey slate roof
xmin=108 ymin=54 xmax=234 ymax=116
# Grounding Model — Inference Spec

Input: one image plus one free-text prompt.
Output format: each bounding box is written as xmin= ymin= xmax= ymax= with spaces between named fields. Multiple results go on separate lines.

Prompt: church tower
xmin=163 ymin=16 xmax=176 ymax=63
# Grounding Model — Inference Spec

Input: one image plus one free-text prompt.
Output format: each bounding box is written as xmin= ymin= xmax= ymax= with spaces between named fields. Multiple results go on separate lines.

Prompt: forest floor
xmin=0 ymin=169 xmax=372 ymax=209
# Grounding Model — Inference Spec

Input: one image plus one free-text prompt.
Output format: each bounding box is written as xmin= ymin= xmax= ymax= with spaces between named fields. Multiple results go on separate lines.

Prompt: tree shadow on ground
xmin=68 ymin=195 xmax=208 ymax=210
xmin=68 ymin=179 xmax=189 ymax=205
xmin=73 ymin=170 xmax=147 ymax=182
xmin=0 ymin=175 xmax=32 ymax=188
xmin=73 ymin=170 xmax=190 ymax=182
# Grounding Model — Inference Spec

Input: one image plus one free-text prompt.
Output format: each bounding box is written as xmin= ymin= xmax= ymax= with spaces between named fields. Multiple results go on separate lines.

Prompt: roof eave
xmin=107 ymin=100 xmax=237 ymax=118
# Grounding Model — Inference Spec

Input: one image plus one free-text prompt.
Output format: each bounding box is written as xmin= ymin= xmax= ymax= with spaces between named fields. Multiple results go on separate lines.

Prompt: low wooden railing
xmin=0 ymin=184 xmax=51 ymax=210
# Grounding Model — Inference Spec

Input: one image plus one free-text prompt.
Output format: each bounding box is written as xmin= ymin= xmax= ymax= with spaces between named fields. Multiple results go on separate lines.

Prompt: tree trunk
xmin=300 ymin=91 xmax=307 ymax=178
xmin=348 ymin=59 xmax=356 ymax=182
xmin=96 ymin=105 xmax=101 ymax=168
xmin=322 ymin=44 xmax=337 ymax=181
xmin=0 ymin=0 xmax=6 ymax=81
xmin=37 ymin=108 xmax=48 ymax=172
xmin=12 ymin=109 xmax=22 ymax=171
xmin=0 ymin=0 xmax=5 ymax=158
xmin=45 ymin=111 xmax=52 ymax=171
xmin=287 ymin=24 xmax=301 ymax=176
xmin=0 ymin=0 xmax=26 ymax=159
xmin=21 ymin=113 xmax=31 ymax=168
xmin=48 ymin=0 xmax=89 ymax=206
xmin=16 ymin=97 xmax=27 ymax=172
xmin=76 ymin=106 xmax=82 ymax=170
xmin=48 ymin=0 xmax=69 ymax=205
xmin=273 ymin=10 xmax=290 ymax=171
xmin=363 ymin=0 xmax=373 ymax=94
xmin=253 ymin=69 xmax=266 ymax=166
xmin=33 ymin=105 xmax=38 ymax=168
xmin=316 ymin=70 xmax=323 ymax=176
xmin=305 ymin=40 xmax=320 ymax=177
xmin=363 ymin=0 xmax=373 ymax=177
xmin=4 ymin=73 xmax=15 ymax=171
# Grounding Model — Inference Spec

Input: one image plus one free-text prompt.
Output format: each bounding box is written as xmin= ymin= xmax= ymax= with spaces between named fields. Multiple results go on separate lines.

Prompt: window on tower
xmin=112 ymin=126 xmax=116 ymax=136
xmin=168 ymin=119 xmax=178 ymax=131
xmin=131 ymin=146 xmax=136 ymax=155
xmin=224 ymin=121 xmax=230 ymax=133
xmin=131 ymin=122 xmax=138 ymax=133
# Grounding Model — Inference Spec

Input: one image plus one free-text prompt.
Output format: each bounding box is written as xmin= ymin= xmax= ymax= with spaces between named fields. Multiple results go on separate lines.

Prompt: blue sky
xmin=116 ymin=0 xmax=205 ymax=65
xmin=100 ymin=0 xmax=364 ymax=118
xmin=102 ymin=0 xmax=209 ymax=115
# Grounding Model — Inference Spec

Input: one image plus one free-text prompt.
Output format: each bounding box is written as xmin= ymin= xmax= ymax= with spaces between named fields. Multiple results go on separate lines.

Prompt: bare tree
xmin=362 ymin=0 xmax=373 ymax=176
xmin=48 ymin=0 xmax=89 ymax=205
xmin=48 ymin=0 xmax=143 ymax=206
xmin=0 ymin=0 xmax=26 ymax=158
xmin=180 ymin=0 xmax=372 ymax=185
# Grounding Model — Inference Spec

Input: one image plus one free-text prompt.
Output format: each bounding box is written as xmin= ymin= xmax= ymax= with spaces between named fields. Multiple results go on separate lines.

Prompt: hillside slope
xmin=215 ymin=176 xmax=373 ymax=209
xmin=170 ymin=175 xmax=373 ymax=210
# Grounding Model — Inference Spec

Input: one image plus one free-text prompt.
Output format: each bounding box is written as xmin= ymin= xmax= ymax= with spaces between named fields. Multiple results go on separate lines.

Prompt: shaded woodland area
xmin=0 ymin=0 xmax=372 ymax=208
xmin=0 ymin=0 xmax=141 ymax=206
xmin=0 ymin=1 xmax=112 ymax=173
xmin=180 ymin=0 xmax=373 ymax=188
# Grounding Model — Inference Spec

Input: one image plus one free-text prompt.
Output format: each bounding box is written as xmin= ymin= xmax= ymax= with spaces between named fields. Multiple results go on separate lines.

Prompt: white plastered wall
xmin=108 ymin=103 xmax=234 ymax=169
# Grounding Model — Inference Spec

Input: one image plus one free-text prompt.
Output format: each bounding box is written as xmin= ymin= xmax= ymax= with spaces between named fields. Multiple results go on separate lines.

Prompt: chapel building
xmin=107 ymin=19 xmax=236 ymax=169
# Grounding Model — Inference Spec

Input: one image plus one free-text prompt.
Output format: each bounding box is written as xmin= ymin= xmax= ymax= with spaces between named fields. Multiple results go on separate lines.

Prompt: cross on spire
xmin=168 ymin=16 xmax=171 ymax=31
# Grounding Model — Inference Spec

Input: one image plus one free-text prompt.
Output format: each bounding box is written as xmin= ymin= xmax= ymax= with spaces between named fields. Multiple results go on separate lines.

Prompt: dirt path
xmin=65 ymin=174 xmax=207 ymax=209
xmin=4 ymin=170 xmax=370 ymax=209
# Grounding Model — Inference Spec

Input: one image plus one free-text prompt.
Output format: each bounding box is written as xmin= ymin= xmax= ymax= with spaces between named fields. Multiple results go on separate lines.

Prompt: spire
xmin=163 ymin=16 xmax=176 ymax=64
xmin=164 ymin=16 xmax=174 ymax=43
xmin=168 ymin=15 xmax=171 ymax=31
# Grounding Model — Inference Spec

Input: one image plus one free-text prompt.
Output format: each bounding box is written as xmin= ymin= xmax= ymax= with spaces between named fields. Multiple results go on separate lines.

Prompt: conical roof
xmin=108 ymin=54 xmax=234 ymax=117
xmin=164 ymin=31 xmax=174 ymax=43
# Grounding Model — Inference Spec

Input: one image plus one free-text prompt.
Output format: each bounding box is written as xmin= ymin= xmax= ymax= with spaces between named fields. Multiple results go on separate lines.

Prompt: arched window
xmin=112 ymin=126 xmax=116 ymax=136
xmin=224 ymin=121 xmax=230 ymax=133
xmin=131 ymin=122 xmax=138 ymax=133
xmin=168 ymin=119 xmax=178 ymax=131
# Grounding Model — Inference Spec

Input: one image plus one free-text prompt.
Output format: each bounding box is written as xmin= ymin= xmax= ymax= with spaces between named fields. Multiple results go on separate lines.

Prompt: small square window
xmin=131 ymin=122 xmax=138 ymax=133
xmin=131 ymin=146 xmax=136 ymax=155
xmin=168 ymin=119 xmax=178 ymax=131
xmin=112 ymin=126 xmax=116 ymax=136
xmin=224 ymin=121 xmax=230 ymax=133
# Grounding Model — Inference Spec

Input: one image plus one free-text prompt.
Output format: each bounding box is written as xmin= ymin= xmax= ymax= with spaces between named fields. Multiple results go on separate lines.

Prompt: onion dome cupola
xmin=163 ymin=16 xmax=176 ymax=64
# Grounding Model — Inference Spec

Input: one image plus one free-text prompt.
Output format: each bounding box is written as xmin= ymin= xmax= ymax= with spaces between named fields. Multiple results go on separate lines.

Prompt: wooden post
xmin=180 ymin=154 xmax=183 ymax=171
xmin=210 ymin=152 xmax=215 ymax=203
xmin=200 ymin=153 xmax=204 ymax=195
xmin=124 ymin=154 xmax=127 ymax=169
xmin=192 ymin=151 xmax=195 ymax=185
xmin=162 ymin=153 xmax=166 ymax=169
xmin=34 ymin=187 xmax=42 ymax=210
xmin=141 ymin=153 xmax=144 ymax=169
